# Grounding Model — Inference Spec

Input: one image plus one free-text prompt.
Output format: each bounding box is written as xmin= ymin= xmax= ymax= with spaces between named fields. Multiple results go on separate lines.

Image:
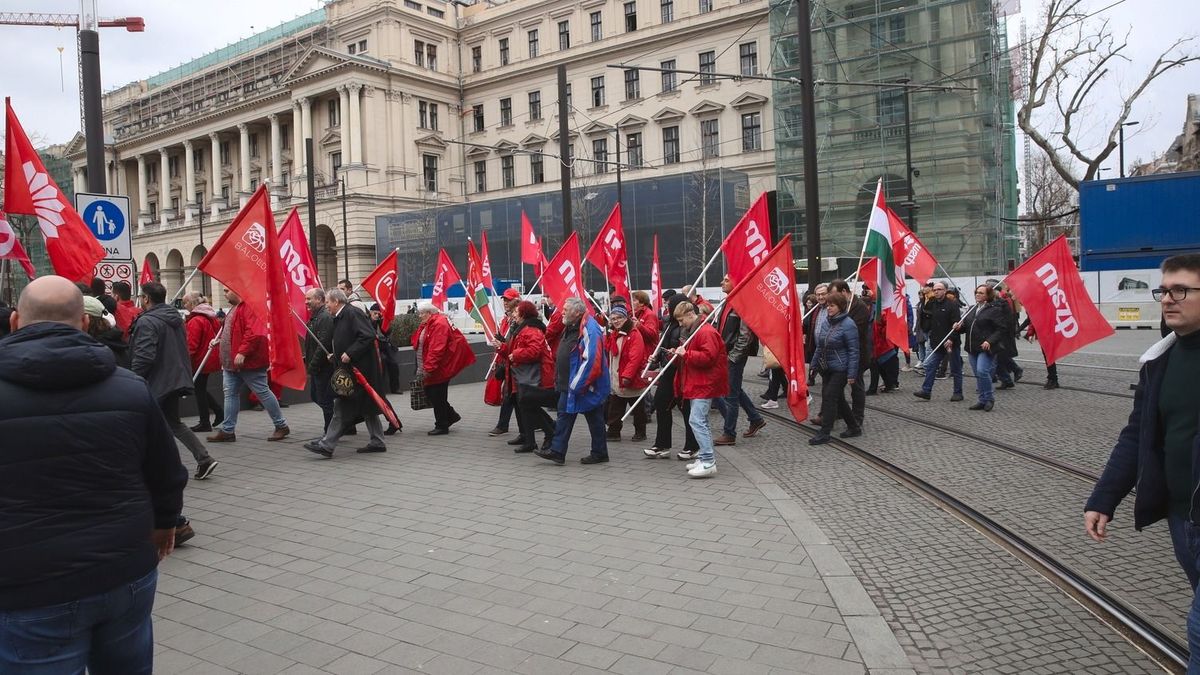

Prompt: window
xmin=148 ymin=163 xmax=157 ymax=183
xmin=530 ymin=153 xmax=544 ymax=183
xmin=221 ymin=185 xmax=229 ymax=201
xmin=149 ymin=202 xmax=157 ymax=220
xmin=878 ymin=89 xmax=905 ymax=125
xmin=249 ymin=133 xmax=260 ymax=158
xmin=624 ymin=69 xmax=640 ymax=100
xmin=701 ymin=119 xmax=719 ymax=158
xmin=426 ymin=7 xmax=443 ymax=18
xmin=249 ymin=179 xmax=257 ymax=192
xmin=358 ymin=39 xmax=368 ymax=53
xmin=663 ymin=126 xmax=679 ymax=164
xmin=220 ymin=141 xmax=231 ymax=166
xmin=624 ymin=2 xmax=637 ymax=31
xmin=699 ymin=51 xmax=716 ymax=84
xmin=404 ymin=0 xmax=421 ymax=8
xmin=193 ymin=148 xmax=204 ymax=172
xmin=627 ymin=132 xmax=643 ymax=167
xmin=568 ymin=143 xmax=577 ymax=177
xmin=741 ymin=112 xmax=762 ymax=151
xmin=172 ymin=197 xmax=180 ymax=212
xmin=168 ymin=155 xmax=179 ymax=178
xmin=474 ymin=160 xmax=487 ymax=193
xmin=473 ymin=104 xmax=485 ymax=132
xmin=419 ymin=100 xmax=439 ymax=130
xmin=328 ymin=99 xmax=340 ymax=127
xmin=499 ymin=37 xmax=510 ymax=65
xmin=528 ymin=29 xmax=539 ymax=58
xmin=565 ymin=83 xmax=572 ymax=107
xmin=660 ymin=0 xmax=674 ymax=23
xmin=423 ymin=154 xmax=438 ymax=191
xmin=471 ymin=46 xmax=482 ymax=72
xmin=593 ymin=138 xmax=608 ymax=174
xmin=414 ymin=40 xmax=425 ymax=67
xmin=331 ymin=152 xmax=342 ymax=179
xmin=501 ymin=155 xmax=515 ymax=188
xmin=590 ymin=76 xmax=605 ymax=107
xmin=699 ymin=0 xmax=712 ymax=13
xmin=348 ymin=43 xmax=358 ymax=55
xmin=871 ymin=15 xmax=906 ymax=48
xmin=426 ymin=44 xmax=437 ymax=70
xmin=528 ymin=91 xmax=542 ymax=120
xmin=739 ymin=42 xmax=758 ymax=76
xmin=661 ymin=59 xmax=677 ymax=92
xmin=500 ymin=98 xmax=512 ymax=126
xmin=558 ymin=21 xmax=571 ymax=50
xmin=590 ymin=12 xmax=602 ymax=41
xmin=194 ymin=191 xmax=204 ymax=207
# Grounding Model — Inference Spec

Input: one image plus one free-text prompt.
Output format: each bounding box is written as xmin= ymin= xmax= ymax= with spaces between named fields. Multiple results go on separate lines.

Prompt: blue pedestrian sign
xmin=74 ymin=193 xmax=132 ymax=260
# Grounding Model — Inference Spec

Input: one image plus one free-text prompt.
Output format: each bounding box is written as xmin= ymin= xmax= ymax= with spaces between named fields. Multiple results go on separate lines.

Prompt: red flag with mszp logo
xmin=362 ymin=249 xmax=398 ymax=332
xmin=278 ymin=209 xmax=323 ymax=338
xmin=1004 ymin=235 xmax=1113 ymax=365
xmin=725 ymin=234 xmax=807 ymax=424
xmin=541 ymin=232 xmax=592 ymax=314
xmin=197 ymin=185 xmax=305 ymax=390
xmin=720 ymin=192 xmax=772 ymax=284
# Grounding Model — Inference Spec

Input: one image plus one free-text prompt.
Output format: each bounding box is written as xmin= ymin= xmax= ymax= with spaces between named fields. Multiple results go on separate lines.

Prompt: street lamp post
xmin=1119 ymin=121 xmax=1139 ymax=178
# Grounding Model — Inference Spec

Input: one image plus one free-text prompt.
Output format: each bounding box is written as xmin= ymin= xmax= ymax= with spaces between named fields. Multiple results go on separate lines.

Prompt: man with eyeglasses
xmin=1085 ymin=253 xmax=1200 ymax=671
xmin=913 ymin=281 xmax=964 ymax=402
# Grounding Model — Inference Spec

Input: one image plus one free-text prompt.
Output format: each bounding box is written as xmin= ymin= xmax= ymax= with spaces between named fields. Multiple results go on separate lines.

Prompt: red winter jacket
xmin=186 ymin=310 xmax=221 ymax=374
xmin=114 ymin=299 xmax=142 ymax=339
xmin=545 ymin=309 xmax=565 ymax=353
xmin=675 ymin=322 xmax=729 ymax=400
xmin=607 ymin=327 xmax=649 ymax=391
xmin=222 ymin=303 xmax=269 ymax=371
xmin=634 ymin=306 xmax=660 ymax=346
xmin=502 ymin=324 xmax=554 ymax=388
xmin=413 ymin=313 xmax=476 ymax=385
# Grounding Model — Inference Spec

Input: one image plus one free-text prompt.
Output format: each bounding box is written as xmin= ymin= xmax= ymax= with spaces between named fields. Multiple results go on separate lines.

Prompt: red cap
xmin=503 ymin=288 xmax=520 ymax=300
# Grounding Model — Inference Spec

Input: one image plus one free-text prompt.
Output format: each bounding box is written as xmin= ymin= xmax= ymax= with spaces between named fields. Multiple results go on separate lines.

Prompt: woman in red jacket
xmin=499 ymin=301 xmax=557 ymax=453
xmin=604 ymin=306 xmax=650 ymax=442
xmin=672 ymin=301 xmax=728 ymax=479
xmin=183 ymin=293 xmax=223 ymax=432
xmin=412 ymin=303 xmax=476 ymax=435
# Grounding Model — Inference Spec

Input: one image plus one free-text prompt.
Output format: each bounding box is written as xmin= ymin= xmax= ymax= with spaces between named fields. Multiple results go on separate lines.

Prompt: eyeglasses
xmin=1152 ymin=287 xmax=1200 ymax=302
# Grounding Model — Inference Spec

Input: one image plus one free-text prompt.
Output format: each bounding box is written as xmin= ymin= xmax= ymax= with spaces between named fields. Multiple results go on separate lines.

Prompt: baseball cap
xmin=82 ymin=296 xmax=117 ymax=327
xmin=502 ymin=288 xmax=520 ymax=300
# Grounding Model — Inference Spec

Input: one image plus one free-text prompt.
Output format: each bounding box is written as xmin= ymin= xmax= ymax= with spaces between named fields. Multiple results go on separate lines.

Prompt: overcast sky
xmin=1 ymin=0 xmax=1195 ymax=175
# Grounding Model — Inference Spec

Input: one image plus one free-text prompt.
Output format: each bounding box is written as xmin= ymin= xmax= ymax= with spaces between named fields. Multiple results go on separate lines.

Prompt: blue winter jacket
xmin=566 ymin=315 xmax=610 ymax=413
xmin=812 ymin=311 xmax=860 ymax=374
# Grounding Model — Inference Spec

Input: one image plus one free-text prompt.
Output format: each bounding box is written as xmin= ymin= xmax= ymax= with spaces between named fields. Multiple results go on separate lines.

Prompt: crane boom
xmin=0 ymin=13 xmax=144 ymax=31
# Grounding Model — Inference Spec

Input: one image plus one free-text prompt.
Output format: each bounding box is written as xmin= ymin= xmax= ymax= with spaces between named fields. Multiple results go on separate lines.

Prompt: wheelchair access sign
xmin=74 ymin=192 xmax=132 ymax=260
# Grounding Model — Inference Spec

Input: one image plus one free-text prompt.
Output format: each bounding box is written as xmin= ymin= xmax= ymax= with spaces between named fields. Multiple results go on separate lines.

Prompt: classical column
xmin=269 ymin=113 xmax=282 ymax=189
xmin=347 ymin=83 xmax=363 ymax=165
xmin=298 ymin=97 xmax=312 ymax=198
xmin=183 ymin=140 xmax=196 ymax=224
xmin=209 ymin=133 xmax=223 ymax=214
xmin=238 ymin=123 xmax=251 ymax=204
xmin=158 ymin=148 xmax=171 ymax=226
xmin=338 ymin=87 xmax=351 ymax=169
xmin=74 ymin=168 xmax=87 ymax=193
xmin=136 ymin=155 xmax=148 ymax=231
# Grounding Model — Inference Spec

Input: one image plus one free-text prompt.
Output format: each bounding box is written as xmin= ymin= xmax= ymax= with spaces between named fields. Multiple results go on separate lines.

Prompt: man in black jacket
xmin=913 ymin=281 xmax=964 ymax=402
xmin=132 ymin=282 xmax=218 ymax=481
xmin=304 ymin=288 xmax=388 ymax=457
xmin=0 ymin=276 xmax=187 ymax=673
xmin=714 ymin=274 xmax=767 ymax=446
xmin=305 ymin=288 xmax=336 ymax=432
xmin=829 ymin=279 xmax=872 ymax=426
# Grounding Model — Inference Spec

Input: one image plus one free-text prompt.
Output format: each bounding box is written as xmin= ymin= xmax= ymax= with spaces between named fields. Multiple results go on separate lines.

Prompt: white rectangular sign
xmin=74 ymin=192 xmax=132 ymax=260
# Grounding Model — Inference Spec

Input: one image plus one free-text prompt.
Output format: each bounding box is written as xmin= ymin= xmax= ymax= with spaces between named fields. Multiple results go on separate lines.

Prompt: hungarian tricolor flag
xmin=889 ymin=212 xmax=938 ymax=286
xmin=650 ymin=235 xmax=662 ymax=316
xmin=362 ymin=249 xmax=399 ymax=332
xmin=1004 ymin=235 xmax=1113 ymax=365
xmin=139 ymin=255 xmax=155 ymax=286
xmin=542 ymin=232 xmax=591 ymax=314
xmin=583 ymin=204 xmax=630 ymax=301
xmin=465 ymin=239 xmax=499 ymax=339
xmin=432 ymin=249 xmax=461 ymax=310
xmin=4 ymin=99 xmax=104 ymax=283
xmin=480 ymin=229 xmax=496 ymax=292
xmin=720 ymin=192 xmax=772 ymax=284
xmin=0 ymin=211 xmax=37 ymax=280
xmin=725 ymin=234 xmax=807 ymax=424
xmin=278 ymin=208 xmax=323 ymax=338
xmin=196 ymin=185 xmax=306 ymax=390
xmin=861 ymin=179 xmax=911 ymax=353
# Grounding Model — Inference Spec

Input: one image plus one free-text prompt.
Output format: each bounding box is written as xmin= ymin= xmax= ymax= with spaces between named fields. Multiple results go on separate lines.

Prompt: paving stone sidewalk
xmin=154 ymin=382 xmax=911 ymax=674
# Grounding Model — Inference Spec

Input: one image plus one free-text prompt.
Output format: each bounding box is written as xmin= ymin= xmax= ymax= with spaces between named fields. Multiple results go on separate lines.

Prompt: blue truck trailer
xmin=1078 ymin=170 xmax=1200 ymax=271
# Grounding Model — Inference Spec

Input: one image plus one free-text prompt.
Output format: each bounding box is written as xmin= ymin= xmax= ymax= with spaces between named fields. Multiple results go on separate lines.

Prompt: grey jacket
xmin=130 ymin=302 xmax=193 ymax=401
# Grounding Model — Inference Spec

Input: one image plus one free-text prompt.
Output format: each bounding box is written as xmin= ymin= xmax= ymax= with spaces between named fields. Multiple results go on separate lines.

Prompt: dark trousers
xmin=497 ymin=389 xmax=516 ymax=431
xmin=607 ymin=393 xmax=647 ymax=437
xmin=818 ymin=370 xmax=858 ymax=435
xmin=549 ymin=392 xmax=607 ymax=459
xmin=652 ymin=374 xmax=678 ymax=449
xmin=517 ymin=386 xmax=557 ymax=447
xmin=161 ymin=392 xmax=212 ymax=466
xmin=1167 ymin=515 xmax=1200 ymax=674
xmin=868 ymin=357 xmax=900 ymax=392
xmin=425 ymin=381 xmax=457 ymax=430
xmin=722 ymin=359 xmax=763 ymax=437
xmin=194 ymin=372 xmax=223 ymax=426
xmin=763 ymin=367 xmax=785 ymax=401
xmin=849 ymin=367 xmax=866 ymax=426
xmin=309 ymin=372 xmax=336 ymax=431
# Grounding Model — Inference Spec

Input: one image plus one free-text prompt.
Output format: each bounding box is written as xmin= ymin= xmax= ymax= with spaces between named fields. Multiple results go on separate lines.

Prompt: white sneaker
xmin=688 ymin=461 xmax=717 ymax=478
xmin=643 ymin=447 xmax=670 ymax=459
xmin=760 ymin=400 xmax=779 ymax=409
xmin=686 ymin=460 xmax=699 ymax=470
xmin=677 ymin=449 xmax=698 ymax=461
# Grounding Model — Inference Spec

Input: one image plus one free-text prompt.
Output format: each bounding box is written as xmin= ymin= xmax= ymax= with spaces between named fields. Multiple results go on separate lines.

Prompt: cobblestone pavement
xmin=154 ymin=382 xmax=911 ymax=674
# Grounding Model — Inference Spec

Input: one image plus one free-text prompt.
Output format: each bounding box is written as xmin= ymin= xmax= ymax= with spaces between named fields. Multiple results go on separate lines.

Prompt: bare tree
xmin=1020 ymin=154 xmax=1077 ymax=252
xmin=1017 ymin=0 xmax=1198 ymax=189
xmin=682 ymin=158 xmax=721 ymax=287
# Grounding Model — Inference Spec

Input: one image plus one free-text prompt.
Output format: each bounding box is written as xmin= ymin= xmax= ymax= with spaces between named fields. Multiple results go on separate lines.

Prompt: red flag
xmin=362 ymin=249 xmax=399 ymax=332
xmin=197 ymin=185 xmax=306 ymax=390
xmin=432 ymin=248 xmax=461 ymax=310
xmin=856 ymin=255 xmax=909 ymax=352
xmin=278 ymin=208 xmax=323 ymax=338
xmin=888 ymin=212 xmax=938 ymax=285
xmin=0 ymin=211 xmax=37 ymax=280
xmin=650 ymin=235 xmax=662 ymax=316
xmin=583 ymin=204 xmax=630 ymax=300
xmin=480 ymin=229 xmax=496 ymax=291
xmin=466 ymin=239 xmax=499 ymax=338
xmin=856 ymin=257 xmax=879 ymax=298
xmin=725 ymin=234 xmax=807 ymax=424
xmin=720 ymin=192 xmax=772 ymax=284
xmin=520 ymin=211 xmax=543 ymax=267
xmin=4 ymin=99 xmax=104 ymax=283
xmin=537 ymin=241 xmax=549 ymax=277
xmin=541 ymin=232 xmax=591 ymax=313
xmin=138 ymin=255 xmax=155 ymax=286
xmin=1004 ymin=235 xmax=1113 ymax=365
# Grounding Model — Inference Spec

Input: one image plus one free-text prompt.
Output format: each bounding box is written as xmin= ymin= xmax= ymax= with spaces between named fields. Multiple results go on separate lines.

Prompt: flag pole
xmin=852 ymin=178 xmax=883 ymax=293
xmin=685 ymin=247 xmax=723 ymax=297
xmin=458 ymin=280 xmax=496 ymax=342
xmin=192 ymin=327 xmax=222 ymax=382
xmin=622 ymin=300 xmax=724 ymax=422
xmin=171 ymin=267 xmax=201 ymax=303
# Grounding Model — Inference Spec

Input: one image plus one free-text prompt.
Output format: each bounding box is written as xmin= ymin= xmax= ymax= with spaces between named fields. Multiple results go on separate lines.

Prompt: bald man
xmin=0 ymin=276 xmax=187 ymax=673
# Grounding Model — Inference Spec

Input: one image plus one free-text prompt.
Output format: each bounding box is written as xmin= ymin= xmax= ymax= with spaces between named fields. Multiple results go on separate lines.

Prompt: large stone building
xmin=68 ymin=0 xmax=775 ymax=299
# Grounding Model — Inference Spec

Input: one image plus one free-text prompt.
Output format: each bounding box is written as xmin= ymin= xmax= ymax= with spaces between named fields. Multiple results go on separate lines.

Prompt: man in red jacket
xmin=183 ymin=292 xmax=223 ymax=432
xmin=207 ymin=288 xmax=290 ymax=443
xmin=111 ymin=281 xmax=142 ymax=339
xmin=604 ymin=306 xmax=649 ymax=441
xmin=672 ymin=301 xmax=728 ymax=479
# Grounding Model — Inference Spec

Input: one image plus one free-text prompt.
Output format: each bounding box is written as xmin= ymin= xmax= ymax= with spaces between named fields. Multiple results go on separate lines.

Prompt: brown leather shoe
xmin=268 ymin=426 xmax=290 ymax=442
xmin=713 ymin=434 xmax=736 ymax=446
xmin=743 ymin=419 xmax=767 ymax=438
xmin=206 ymin=430 xmax=236 ymax=443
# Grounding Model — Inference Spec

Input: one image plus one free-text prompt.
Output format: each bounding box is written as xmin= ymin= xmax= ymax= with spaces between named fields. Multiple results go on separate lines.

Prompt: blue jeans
xmin=722 ymin=359 xmax=763 ymax=437
xmin=0 ymin=568 xmax=157 ymax=674
xmin=689 ymin=398 xmax=716 ymax=463
xmin=550 ymin=392 xmax=608 ymax=459
xmin=1168 ymin=515 xmax=1200 ymax=674
xmin=220 ymin=368 xmax=287 ymax=433
xmin=921 ymin=344 xmax=964 ymax=395
xmin=968 ymin=351 xmax=995 ymax=404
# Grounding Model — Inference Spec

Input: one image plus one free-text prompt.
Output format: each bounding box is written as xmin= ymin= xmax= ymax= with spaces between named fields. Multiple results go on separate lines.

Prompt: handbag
xmin=330 ymin=367 xmax=357 ymax=398
xmin=409 ymin=378 xmax=431 ymax=410
xmin=483 ymin=375 xmax=503 ymax=406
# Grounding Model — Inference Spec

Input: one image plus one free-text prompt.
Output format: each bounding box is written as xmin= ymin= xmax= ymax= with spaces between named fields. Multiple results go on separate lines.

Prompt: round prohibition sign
xmin=117 ymin=264 xmax=132 ymax=278
xmin=99 ymin=263 xmax=115 ymax=278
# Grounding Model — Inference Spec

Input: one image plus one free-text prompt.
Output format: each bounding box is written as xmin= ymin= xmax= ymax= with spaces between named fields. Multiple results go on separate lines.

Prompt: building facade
xmin=68 ymin=0 xmax=775 ymax=300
